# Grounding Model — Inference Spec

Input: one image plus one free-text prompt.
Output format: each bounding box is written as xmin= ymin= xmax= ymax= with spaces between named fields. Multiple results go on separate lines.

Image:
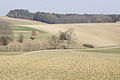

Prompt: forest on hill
xmin=6 ymin=9 xmax=120 ymax=24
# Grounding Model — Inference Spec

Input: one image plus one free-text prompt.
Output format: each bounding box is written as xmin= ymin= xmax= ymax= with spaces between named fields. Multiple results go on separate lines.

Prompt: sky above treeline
xmin=0 ymin=0 xmax=120 ymax=16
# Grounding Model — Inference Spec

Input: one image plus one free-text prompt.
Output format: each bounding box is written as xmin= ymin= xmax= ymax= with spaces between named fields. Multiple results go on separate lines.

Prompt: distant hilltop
xmin=6 ymin=9 xmax=120 ymax=24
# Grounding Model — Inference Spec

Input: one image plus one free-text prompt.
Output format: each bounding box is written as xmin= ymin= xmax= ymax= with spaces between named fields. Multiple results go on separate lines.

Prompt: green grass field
xmin=11 ymin=26 xmax=50 ymax=39
xmin=11 ymin=26 xmax=46 ymax=33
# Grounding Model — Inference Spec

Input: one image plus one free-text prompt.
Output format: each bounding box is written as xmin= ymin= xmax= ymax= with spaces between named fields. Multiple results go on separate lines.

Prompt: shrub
xmin=83 ymin=44 xmax=94 ymax=48
xmin=96 ymin=19 xmax=102 ymax=23
xmin=0 ymin=36 xmax=8 ymax=46
xmin=30 ymin=31 xmax=37 ymax=40
xmin=18 ymin=33 xmax=24 ymax=43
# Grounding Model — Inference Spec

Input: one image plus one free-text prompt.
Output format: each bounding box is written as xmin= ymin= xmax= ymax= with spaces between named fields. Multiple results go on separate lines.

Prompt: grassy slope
xmin=21 ymin=23 xmax=120 ymax=47
xmin=0 ymin=50 xmax=119 ymax=80
xmin=11 ymin=26 xmax=50 ymax=39
xmin=0 ymin=16 xmax=50 ymax=39
xmin=0 ymin=16 xmax=46 ymax=25
xmin=79 ymin=48 xmax=120 ymax=54
xmin=0 ymin=16 xmax=120 ymax=80
xmin=0 ymin=52 xmax=23 ymax=56
xmin=11 ymin=26 xmax=46 ymax=33
xmin=1 ymin=16 xmax=120 ymax=47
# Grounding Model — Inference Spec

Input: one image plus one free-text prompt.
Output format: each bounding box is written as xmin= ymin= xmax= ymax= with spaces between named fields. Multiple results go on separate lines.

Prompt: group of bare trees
xmin=0 ymin=20 xmax=94 ymax=52
xmin=0 ymin=21 xmax=13 ymax=46
xmin=0 ymin=19 xmax=75 ymax=52
xmin=48 ymin=28 xmax=73 ymax=49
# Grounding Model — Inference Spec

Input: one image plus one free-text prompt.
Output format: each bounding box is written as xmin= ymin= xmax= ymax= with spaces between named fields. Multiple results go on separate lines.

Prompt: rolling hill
xmin=0 ymin=16 xmax=120 ymax=80
xmin=0 ymin=16 xmax=46 ymax=25
xmin=19 ymin=23 xmax=120 ymax=47
xmin=1 ymin=16 xmax=120 ymax=47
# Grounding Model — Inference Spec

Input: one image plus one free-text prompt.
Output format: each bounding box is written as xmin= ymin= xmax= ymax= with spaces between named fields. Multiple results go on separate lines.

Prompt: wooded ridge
xmin=6 ymin=9 xmax=120 ymax=24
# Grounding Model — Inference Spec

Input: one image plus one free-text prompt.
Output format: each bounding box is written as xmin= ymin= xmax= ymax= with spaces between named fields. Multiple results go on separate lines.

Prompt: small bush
xmin=0 ymin=36 xmax=8 ymax=46
xmin=30 ymin=31 xmax=37 ymax=40
xmin=30 ymin=36 xmax=36 ymax=40
xmin=83 ymin=44 xmax=94 ymax=48
xmin=18 ymin=33 xmax=24 ymax=43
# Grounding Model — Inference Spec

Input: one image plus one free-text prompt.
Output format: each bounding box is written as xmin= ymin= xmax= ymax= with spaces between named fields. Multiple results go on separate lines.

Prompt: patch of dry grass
xmin=0 ymin=16 xmax=46 ymax=25
xmin=0 ymin=50 xmax=120 ymax=80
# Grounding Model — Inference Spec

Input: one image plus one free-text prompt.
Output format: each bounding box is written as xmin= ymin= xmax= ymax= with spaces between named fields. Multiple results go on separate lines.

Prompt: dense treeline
xmin=6 ymin=9 xmax=120 ymax=24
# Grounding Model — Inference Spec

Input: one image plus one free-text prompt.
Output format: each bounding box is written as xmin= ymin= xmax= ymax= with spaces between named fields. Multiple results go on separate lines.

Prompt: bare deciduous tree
xmin=59 ymin=28 xmax=73 ymax=48
xmin=48 ymin=35 xmax=59 ymax=49
xmin=48 ymin=28 xmax=74 ymax=49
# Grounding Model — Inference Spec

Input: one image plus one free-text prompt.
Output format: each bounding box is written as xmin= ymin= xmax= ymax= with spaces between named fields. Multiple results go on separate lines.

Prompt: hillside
xmin=0 ymin=16 xmax=46 ymax=25
xmin=1 ymin=16 xmax=120 ymax=47
xmin=19 ymin=23 xmax=120 ymax=47
xmin=0 ymin=17 xmax=120 ymax=80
